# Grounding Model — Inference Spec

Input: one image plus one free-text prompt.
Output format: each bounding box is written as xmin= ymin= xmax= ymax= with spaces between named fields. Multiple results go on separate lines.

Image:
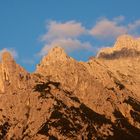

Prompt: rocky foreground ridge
xmin=0 ymin=35 xmax=140 ymax=140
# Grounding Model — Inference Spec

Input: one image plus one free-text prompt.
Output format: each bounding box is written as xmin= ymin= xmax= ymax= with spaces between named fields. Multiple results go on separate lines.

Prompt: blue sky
xmin=0 ymin=0 xmax=140 ymax=71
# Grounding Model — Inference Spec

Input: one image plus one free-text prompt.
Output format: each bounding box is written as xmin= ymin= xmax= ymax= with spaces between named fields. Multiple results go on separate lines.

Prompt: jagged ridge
xmin=0 ymin=35 xmax=140 ymax=139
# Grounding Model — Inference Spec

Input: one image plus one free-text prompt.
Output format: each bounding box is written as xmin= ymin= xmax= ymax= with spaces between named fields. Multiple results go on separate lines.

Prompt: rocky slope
xmin=0 ymin=35 xmax=140 ymax=140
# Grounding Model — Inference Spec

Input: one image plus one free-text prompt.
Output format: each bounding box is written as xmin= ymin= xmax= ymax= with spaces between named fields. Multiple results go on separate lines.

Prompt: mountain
xmin=97 ymin=35 xmax=140 ymax=59
xmin=0 ymin=35 xmax=140 ymax=140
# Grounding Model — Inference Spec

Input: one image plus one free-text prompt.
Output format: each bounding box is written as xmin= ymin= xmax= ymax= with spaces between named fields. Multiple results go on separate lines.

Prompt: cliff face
xmin=0 ymin=52 xmax=29 ymax=93
xmin=0 ymin=35 xmax=140 ymax=140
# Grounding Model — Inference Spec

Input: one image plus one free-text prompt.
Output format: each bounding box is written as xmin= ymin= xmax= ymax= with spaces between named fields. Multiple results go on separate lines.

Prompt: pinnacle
xmin=40 ymin=46 xmax=69 ymax=66
xmin=114 ymin=34 xmax=137 ymax=49
xmin=48 ymin=46 xmax=67 ymax=58
xmin=116 ymin=34 xmax=134 ymax=41
xmin=1 ymin=51 xmax=14 ymax=63
xmin=97 ymin=34 xmax=140 ymax=58
xmin=0 ymin=51 xmax=16 ymax=73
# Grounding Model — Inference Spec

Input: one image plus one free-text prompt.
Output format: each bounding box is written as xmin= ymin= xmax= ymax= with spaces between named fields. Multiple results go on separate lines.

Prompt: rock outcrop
xmin=0 ymin=35 xmax=140 ymax=140
xmin=0 ymin=52 xmax=29 ymax=93
xmin=97 ymin=35 xmax=140 ymax=59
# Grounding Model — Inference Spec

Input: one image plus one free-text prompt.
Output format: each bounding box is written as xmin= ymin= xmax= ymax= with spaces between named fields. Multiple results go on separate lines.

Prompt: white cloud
xmin=39 ymin=38 xmax=93 ymax=56
xmin=90 ymin=17 xmax=127 ymax=40
xmin=42 ymin=20 xmax=87 ymax=41
xmin=39 ymin=20 xmax=92 ymax=56
xmin=128 ymin=20 xmax=140 ymax=36
xmin=90 ymin=17 xmax=140 ymax=40
xmin=0 ymin=48 xmax=18 ymax=59
xmin=39 ymin=17 xmax=140 ymax=57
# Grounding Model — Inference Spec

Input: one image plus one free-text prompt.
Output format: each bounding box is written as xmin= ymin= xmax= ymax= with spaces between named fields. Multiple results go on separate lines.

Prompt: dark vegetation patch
xmin=51 ymin=117 xmax=76 ymax=136
xmin=38 ymin=123 xmax=49 ymax=136
xmin=49 ymin=99 xmax=81 ymax=137
xmin=34 ymin=77 xmax=140 ymax=139
xmin=33 ymin=81 xmax=60 ymax=99
xmin=69 ymin=96 xmax=80 ymax=103
xmin=49 ymin=135 xmax=58 ymax=140
xmin=124 ymin=96 xmax=140 ymax=112
xmin=130 ymin=110 xmax=140 ymax=123
xmin=50 ymin=110 xmax=63 ymax=119
xmin=38 ymin=98 xmax=140 ymax=139
xmin=34 ymin=81 xmax=60 ymax=92
xmin=114 ymin=79 xmax=125 ymax=90
xmin=62 ymin=90 xmax=80 ymax=103
xmin=0 ymin=122 xmax=10 ymax=139
xmin=80 ymin=103 xmax=111 ymax=125
xmin=112 ymin=109 xmax=140 ymax=140
xmin=38 ymin=98 xmax=114 ymax=139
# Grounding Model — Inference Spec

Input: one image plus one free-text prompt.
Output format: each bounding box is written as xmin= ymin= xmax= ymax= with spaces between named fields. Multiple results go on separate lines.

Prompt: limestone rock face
xmin=0 ymin=36 xmax=140 ymax=140
xmin=96 ymin=35 xmax=140 ymax=97
xmin=41 ymin=46 xmax=70 ymax=63
xmin=36 ymin=46 xmax=78 ymax=92
xmin=0 ymin=52 xmax=29 ymax=93
xmin=97 ymin=35 xmax=140 ymax=59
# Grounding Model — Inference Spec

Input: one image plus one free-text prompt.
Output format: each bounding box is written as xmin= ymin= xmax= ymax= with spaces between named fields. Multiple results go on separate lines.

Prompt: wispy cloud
xmin=90 ymin=16 xmax=140 ymax=40
xmin=38 ymin=17 xmax=140 ymax=56
xmin=42 ymin=20 xmax=87 ymax=41
xmin=39 ymin=38 xmax=93 ymax=56
xmin=39 ymin=20 xmax=92 ymax=56
xmin=0 ymin=48 xmax=18 ymax=59
xmin=90 ymin=17 xmax=127 ymax=40
xmin=128 ymin=20 xmax=140 ymax=36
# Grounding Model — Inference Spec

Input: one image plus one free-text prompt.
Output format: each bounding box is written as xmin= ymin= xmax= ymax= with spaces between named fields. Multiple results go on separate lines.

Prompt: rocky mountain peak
xmin=1 ymin=51 xmax=14 ymax=62
xmin=39 ymin=46 xmax=70 ymax=67
xmin=48 ymin=46 xmax=67 ymax=58
xmin=97 ymin=34 xmax=140 ymax=59
xmin=0 ymin=51 xmax=28 ymax=93
xmin=1 ymin=51 xmax=16 ymax=70
xmin=114 ymin=34 xmax=139 ymax=50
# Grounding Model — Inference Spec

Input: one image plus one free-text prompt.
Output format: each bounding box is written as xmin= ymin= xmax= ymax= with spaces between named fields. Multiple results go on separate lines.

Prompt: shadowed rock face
xmin=0 ymin=35 xmax=140 ymax=140
xmin=97 ymin=48 xmax=140 ymax=59
xmin=97 ymin=35 xmax=140 ymax=59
